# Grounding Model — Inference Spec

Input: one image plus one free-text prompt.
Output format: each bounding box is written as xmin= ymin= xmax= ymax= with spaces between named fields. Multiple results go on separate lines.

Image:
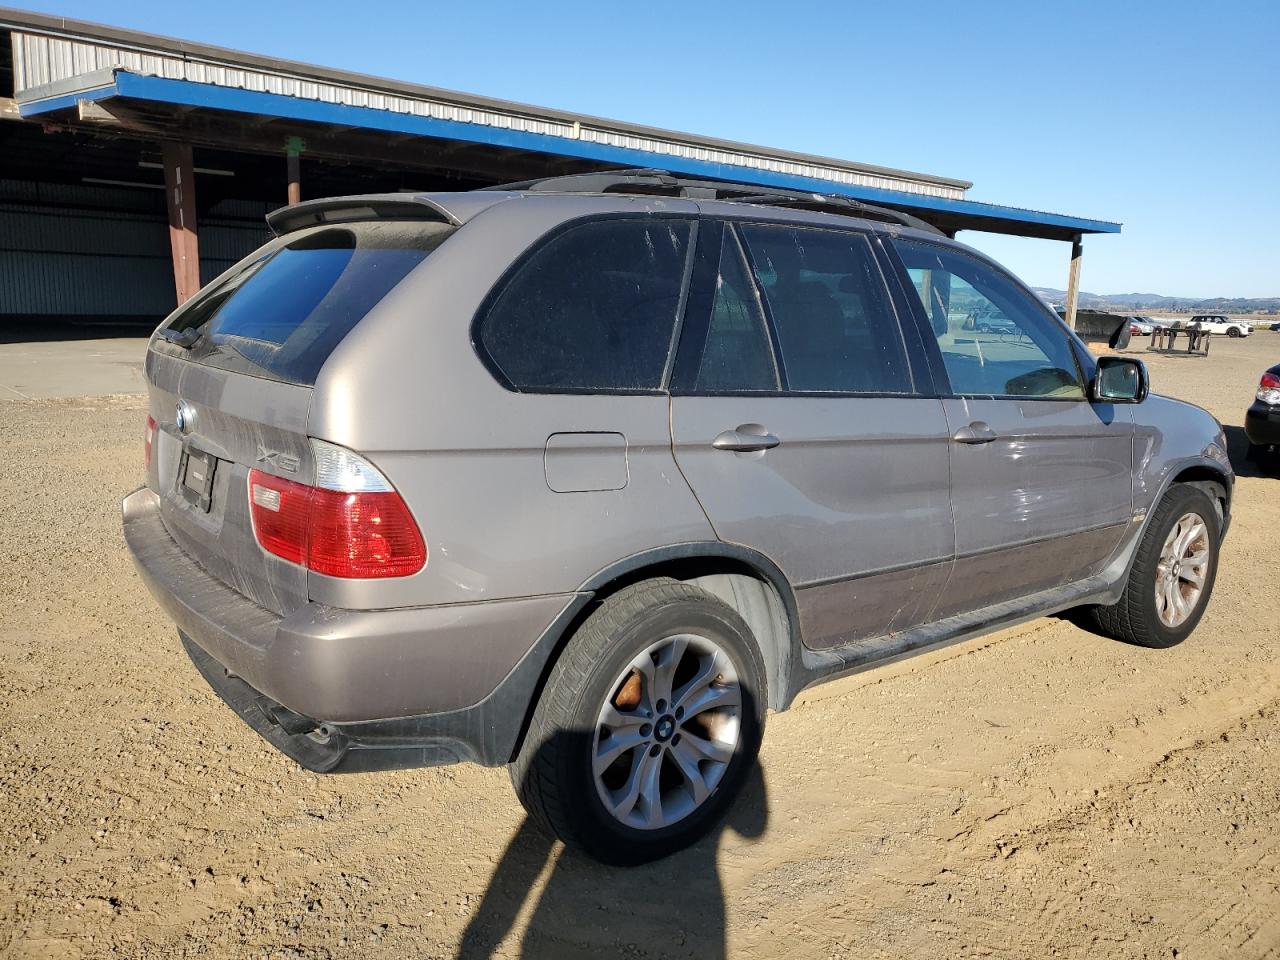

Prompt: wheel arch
xmin=1105 ymin=456 xmax=1233 ymax=600
xmin=576 ymin=544 xmax=800 ymax=713
xmin=1169 ymin=462 xmax=1231 ymax=527
xmin=506 ymin=543 xmax=800 ymax=762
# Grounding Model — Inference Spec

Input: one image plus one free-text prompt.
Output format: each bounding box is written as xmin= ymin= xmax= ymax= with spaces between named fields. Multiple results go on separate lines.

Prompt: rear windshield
xmin=164 ymin=220 xmax=454 ymax=385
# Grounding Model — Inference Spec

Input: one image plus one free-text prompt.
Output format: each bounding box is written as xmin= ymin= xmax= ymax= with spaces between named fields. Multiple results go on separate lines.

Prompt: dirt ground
xmin=1 ymin=335 xmax=1277 ymax=960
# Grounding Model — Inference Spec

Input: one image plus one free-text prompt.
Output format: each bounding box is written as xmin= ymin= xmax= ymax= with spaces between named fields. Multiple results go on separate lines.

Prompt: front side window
xmin=476 ymin=218 xmax=693 ymax=392
xmin=893 ymin=238 xmax=1085 ymax=400
xmin=738 ymin=224 xmax=912 ymax=394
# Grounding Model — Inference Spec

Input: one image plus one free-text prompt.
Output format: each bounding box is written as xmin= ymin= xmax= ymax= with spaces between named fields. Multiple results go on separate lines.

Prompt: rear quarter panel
xmin=308 ymin=195 xmax=716 ymax=609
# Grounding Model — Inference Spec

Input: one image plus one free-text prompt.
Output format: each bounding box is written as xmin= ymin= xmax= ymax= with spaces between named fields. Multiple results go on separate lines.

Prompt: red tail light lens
xmin=144 ymin=414 xmax=156 ymax=470
xmin=305 ymin=486 xmax=427 ymax=578
xmin=248 ymin=470 xmax=311 ymax=566
xmin=248 ymin=443 xmax=426 ymax=579
xmin=1259 ymin=372 xmax=1280 ymax=405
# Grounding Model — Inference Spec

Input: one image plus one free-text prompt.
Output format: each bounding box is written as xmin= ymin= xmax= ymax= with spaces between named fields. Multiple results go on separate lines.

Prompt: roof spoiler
xmin=267 ymin=195 xmax=458 ymax=236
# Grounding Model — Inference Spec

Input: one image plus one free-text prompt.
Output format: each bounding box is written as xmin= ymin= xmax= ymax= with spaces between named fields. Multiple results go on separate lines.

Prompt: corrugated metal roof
xmin=15 ymin=67 xmax=1122 ymax=238
xmin=2 ymin=9 xmax=970 ymax=200
xmin=0 ymin=8 xmax=1121 ymax=239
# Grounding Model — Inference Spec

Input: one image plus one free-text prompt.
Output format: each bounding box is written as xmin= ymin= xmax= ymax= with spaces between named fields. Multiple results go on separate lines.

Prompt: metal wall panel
xmin=0 ymin=250 xmax=177 ymax=315
xmin=0 ymin=180 xmax=271 ymax=316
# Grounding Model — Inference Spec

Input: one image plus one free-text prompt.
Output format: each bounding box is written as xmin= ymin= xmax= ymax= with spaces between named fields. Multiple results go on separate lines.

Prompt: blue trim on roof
xmin=18 ymin=80 xmax=118 ymax=116
xmin=20 ymin=71 xmax=1121 ymax=235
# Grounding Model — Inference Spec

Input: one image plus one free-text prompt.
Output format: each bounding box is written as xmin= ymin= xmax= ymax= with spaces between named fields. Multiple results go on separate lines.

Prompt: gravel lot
xmin=1 ymin=334 xmax=1277 ymax=959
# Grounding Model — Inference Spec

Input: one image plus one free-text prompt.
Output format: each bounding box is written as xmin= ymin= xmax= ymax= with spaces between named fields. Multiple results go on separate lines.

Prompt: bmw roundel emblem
xmin=175 ymin=399 xmax=196 ymax=435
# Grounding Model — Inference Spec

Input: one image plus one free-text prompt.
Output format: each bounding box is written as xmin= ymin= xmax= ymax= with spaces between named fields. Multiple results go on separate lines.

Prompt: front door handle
xmin=952 ymin=421 xmax=998 ymax=444
xmin=713 ymin=424 xmax=780 ymax=453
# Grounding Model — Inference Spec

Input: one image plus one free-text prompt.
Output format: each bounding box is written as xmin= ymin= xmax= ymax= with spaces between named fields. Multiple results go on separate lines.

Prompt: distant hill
xmin=1031 ymin=288 xmax=1280 ymax=314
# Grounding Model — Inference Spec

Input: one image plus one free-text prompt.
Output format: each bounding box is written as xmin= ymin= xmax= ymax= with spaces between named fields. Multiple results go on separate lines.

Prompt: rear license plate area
xmin=179 ymin=446 xmax=217 ymax=512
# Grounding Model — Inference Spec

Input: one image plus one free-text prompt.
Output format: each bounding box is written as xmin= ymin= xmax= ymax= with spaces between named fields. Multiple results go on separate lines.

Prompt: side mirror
xmin=1092 ymin=355 xmax=1149 ymax=404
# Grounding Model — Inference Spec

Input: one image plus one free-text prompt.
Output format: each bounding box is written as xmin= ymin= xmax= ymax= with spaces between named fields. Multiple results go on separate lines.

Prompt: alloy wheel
xmin=592 ymin=633 xmax=741 ymax=830
xmin=1154 ymin=512 xmax=1211 ymax=628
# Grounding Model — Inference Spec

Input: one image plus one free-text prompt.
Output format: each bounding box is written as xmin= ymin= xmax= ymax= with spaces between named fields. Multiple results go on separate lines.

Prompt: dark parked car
xmin=123 ymin=171 xmax=1234 ymax=864
xmin=974 ymin=315 xmax=1018 ymax=335
xmin=1245 ymin=363 xmax=1280 ymax=463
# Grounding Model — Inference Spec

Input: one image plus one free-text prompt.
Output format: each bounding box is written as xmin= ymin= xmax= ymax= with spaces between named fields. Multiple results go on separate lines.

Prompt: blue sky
xmin=26 ymin=0 xmax=1280 ymax=297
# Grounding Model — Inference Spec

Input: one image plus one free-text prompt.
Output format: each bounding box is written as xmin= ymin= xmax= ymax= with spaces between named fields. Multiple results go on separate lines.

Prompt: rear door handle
xmin=951 ymin=421 xmax=997 ymax=444
xmin=713 ymin=425 xmax=780 ymax=453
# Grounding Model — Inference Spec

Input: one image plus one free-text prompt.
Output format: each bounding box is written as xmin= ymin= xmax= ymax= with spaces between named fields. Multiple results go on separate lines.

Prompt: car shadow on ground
xmin=455 ymin=748 xmax=769 ymax=960
xmin=1224 ymin=425 xmax=1278 ymax=479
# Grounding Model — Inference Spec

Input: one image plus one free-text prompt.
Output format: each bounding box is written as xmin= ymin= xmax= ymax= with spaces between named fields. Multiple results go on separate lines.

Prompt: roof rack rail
xmin=483 ymin=168 xmax=944 ymax=235
xmin=725 ymin=193 xmax=942 ymax=234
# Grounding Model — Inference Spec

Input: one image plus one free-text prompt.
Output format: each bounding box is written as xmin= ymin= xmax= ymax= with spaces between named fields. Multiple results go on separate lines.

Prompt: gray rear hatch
xmin=144 ymin=216 xmax=457 ymax=617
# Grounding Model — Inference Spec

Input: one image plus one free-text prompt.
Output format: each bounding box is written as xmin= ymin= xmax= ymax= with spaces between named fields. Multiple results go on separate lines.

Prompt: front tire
xmin=511 ymin=579 xmax=766 ymax=865
xmin=1229 ymin=327 xmax=1243 ymax=338
xmin=1079 ymin=484 xmax=1221 ymax=648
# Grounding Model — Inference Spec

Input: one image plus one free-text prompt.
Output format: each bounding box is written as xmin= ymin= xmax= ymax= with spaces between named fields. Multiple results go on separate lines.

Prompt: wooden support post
xmin=286 ymin=136 xmax=305 ymax=206
xmin=287 ymin=152 xmax=301 ymax=205
xmin=161 ymin=142 xmax=200 ymax=306
xmin=1064 ymin=233 xmax=1083 ymax=331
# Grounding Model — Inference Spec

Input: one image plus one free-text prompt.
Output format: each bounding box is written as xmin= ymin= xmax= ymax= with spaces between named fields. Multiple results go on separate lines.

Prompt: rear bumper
xmin=1245 ymin=403 xmax=1280 ymax=446
xmin=123 ymin=487 xmax=586 ymax=770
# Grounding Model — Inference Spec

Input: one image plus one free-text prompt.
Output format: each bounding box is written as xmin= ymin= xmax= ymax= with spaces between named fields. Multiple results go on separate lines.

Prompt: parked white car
xmin=1189 ymin=315 xmax=1252 ymax=337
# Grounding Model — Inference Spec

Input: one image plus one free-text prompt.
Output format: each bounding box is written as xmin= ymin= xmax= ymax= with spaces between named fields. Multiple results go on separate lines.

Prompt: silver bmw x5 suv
xmin=124 ymin=171 xmax=1233 ymax=864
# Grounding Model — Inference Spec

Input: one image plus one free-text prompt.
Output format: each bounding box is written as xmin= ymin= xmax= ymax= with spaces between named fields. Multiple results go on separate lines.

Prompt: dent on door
xmin=936 ymin=397 xmax=1134 ymax=616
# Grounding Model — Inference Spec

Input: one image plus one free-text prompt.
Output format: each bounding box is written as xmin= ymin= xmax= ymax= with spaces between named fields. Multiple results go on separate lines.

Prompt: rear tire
xmin=1077 ymin=484 xmax=1221 ymax=648
xmin=510 ymin=579 xmax=767 ymax=865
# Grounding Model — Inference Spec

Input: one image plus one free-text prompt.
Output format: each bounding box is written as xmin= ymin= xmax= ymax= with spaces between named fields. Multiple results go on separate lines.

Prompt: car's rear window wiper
xmin=159 ymin=326 xmax=203 ymax=349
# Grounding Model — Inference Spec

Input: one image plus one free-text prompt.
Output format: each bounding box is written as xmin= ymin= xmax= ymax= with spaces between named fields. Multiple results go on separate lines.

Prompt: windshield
xmin=164 ymin=220 xmax=455 ymax=385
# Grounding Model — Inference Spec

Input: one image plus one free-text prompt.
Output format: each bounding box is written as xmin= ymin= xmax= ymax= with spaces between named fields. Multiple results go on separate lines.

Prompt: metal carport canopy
xmin=14 ymin=69 xmax=1119 ymax=243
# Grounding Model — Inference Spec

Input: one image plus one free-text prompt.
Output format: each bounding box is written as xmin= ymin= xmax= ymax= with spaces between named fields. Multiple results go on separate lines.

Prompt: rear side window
xmin=737 ymin=225 xmax=912 ymax=394
xmin=167 ymin=221 xmax=453 ymax=385
xmin=694 ymin=229 xmax=779 ymax=392
xmin=476 ymin=218 xmax=693 ymax=392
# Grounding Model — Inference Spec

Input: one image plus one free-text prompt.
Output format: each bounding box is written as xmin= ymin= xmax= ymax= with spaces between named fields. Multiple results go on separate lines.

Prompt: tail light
xmin=248 ymin=439 xmax=426 ymax=579
xmin=1259 ymin=372 xmax=1280 ymax=406
xmin=144 ymin=414 xmax=156 ymax=470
